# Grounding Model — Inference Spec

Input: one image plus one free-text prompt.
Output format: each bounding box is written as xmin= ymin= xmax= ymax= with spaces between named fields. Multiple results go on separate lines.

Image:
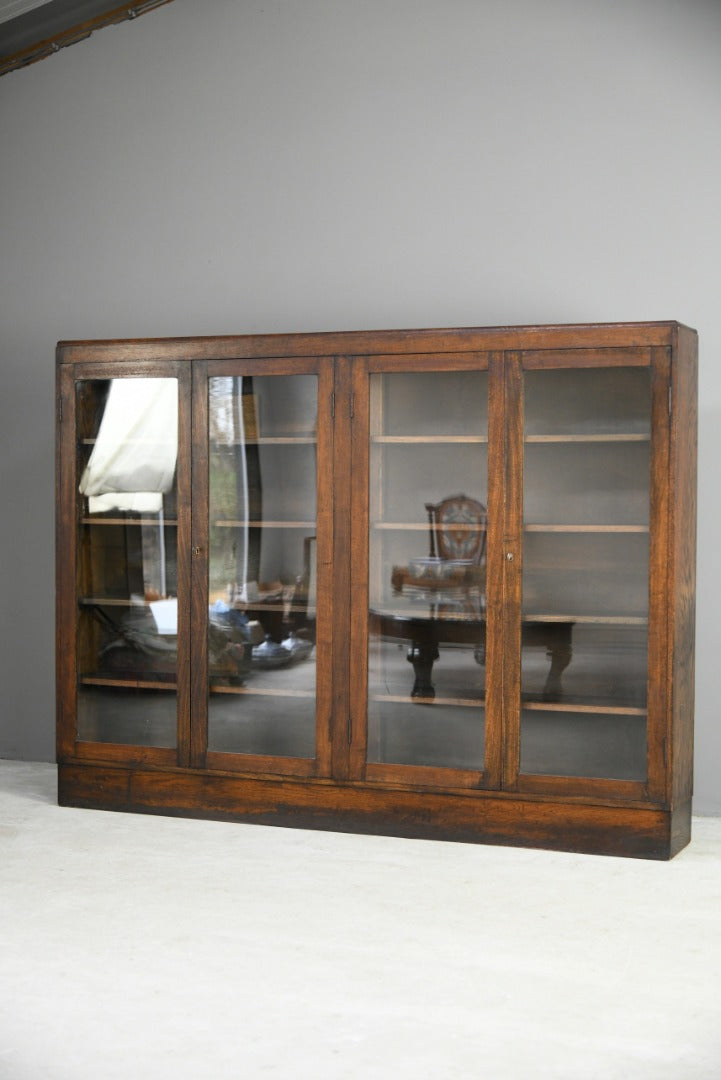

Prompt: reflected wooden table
xmin=369 ymin=606 xmax=573 ymax=702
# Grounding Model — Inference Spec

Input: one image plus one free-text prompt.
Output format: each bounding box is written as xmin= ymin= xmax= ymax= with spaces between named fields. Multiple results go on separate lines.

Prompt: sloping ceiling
xmin=0 ymin=0 xmax=54 ymax=22
xmin=0 ymin=0 xmax=173 ymax=75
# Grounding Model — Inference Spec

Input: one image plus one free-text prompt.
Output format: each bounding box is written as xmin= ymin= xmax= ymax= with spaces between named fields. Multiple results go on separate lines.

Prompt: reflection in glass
xmin=75 ymin=378 xmax=179 ymax=746
xmin=367 ymin=371 xmax=488 ymax=770
xmin=520 ymin=367 xmax=651 ymax=781
xmin=207 ymin=375 xmax=318 ymax=758
xmin=520 ymin=708 xmax=646 ymax=780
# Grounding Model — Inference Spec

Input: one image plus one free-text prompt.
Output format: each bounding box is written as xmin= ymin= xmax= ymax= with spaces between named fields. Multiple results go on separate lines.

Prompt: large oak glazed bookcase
xmin=56 ymin=321 xmax=697 ymax=858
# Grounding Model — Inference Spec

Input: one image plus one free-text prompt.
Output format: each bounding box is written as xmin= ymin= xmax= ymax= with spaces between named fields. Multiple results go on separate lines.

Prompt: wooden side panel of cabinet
xmin=669 ymin=325 xmax=698 ymax=807
xmin=646 ymin=347 xmax=672 ymax=803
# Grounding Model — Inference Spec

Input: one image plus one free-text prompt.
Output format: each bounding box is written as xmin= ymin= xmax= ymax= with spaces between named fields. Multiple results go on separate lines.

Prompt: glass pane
xmin=75 ymin=378 xmax=179 ymax=746
xmin=520 ymin=367 xmax=651 ymax=780
xmin=367 ymin=371 xmax=488 ymax=770
xmin=520 ymin=708 xmax=647 ymax=780
xmin=207 ymin=375 xmax=317 ymax=758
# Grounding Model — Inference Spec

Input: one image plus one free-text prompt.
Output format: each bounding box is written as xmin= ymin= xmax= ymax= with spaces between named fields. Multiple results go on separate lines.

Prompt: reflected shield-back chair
xmin=404 ymin=494 xmax=489 ymax=696
xmin=423 ymin=493 xmax=571 ymax=701
xmin=425 ymin=493 xmax=488 ymax=570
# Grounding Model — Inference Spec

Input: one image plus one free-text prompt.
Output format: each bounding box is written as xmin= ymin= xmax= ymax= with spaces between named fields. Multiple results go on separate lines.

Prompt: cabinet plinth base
xmin=58 ymin=763 xmax=691 ymax=860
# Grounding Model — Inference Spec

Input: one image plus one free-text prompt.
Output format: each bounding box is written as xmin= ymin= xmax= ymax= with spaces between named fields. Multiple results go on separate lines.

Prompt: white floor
xmin=1 ymin=761 xmax=720 ymax=1080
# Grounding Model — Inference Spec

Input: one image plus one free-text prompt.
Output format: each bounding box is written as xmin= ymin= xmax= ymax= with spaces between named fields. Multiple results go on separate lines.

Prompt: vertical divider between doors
xmin=347 ymin=358 xmax=370 ymax=779
xmin=314 ymin=357 xmax=336 ymax=777
xmin=188 ymin=361 xmax=209 ymax=769
xmin=330 ymin=357 xmax=354 ymax=780
xmin=483 ymin=353 xmax=506 ymax=789
xmin=500 ymin=353 xmax=524 ymax=789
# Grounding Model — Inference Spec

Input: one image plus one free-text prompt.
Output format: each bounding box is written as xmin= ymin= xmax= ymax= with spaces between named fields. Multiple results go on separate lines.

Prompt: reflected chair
xmin=425 ymin=493 xmax=487 ymax=570
xmin=383 ymin=493 xmax=572 ymax=701
xmin=388 ymin=494 xmax=488 ymax=698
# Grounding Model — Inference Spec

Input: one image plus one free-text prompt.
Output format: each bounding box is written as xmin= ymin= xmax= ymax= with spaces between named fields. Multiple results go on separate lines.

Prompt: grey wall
xmin=1 ymin=0 xmax=719 ymax=812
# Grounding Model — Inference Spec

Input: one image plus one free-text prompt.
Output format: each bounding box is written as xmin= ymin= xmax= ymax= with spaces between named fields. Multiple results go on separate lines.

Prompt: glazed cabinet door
xmin=193 ymin=358 xmax=334 ymax=777
xmin=57 ymin=361 xmax=191 ymax=766
xmin=348 ymin=353 xmax=504 ymax=789
xmin=505 ymin=348 xmax=671 ymax=800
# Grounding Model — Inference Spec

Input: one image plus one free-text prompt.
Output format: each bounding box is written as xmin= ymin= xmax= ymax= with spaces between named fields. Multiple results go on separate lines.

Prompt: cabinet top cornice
xmin=56 ymin=320 xmax=696 ymax=365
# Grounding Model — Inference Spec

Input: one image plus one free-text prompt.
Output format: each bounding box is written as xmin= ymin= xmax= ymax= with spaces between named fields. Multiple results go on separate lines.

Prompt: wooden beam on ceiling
xmin=0 ymin=0 xmax=175 ymax=77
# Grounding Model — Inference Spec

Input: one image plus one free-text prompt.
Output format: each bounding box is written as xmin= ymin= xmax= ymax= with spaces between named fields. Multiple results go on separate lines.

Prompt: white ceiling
xmin=0 ymin=0 xmax=53 ymax=25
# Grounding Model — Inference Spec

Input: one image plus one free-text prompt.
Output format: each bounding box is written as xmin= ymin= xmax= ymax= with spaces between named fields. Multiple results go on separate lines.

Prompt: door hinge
xmin=58 ymin=395 xmax=63 ymax=423
xmin=331 ymin=392 xmax=335 ymax=419
xmin=668 ymin=383 xmax=672 ymax=416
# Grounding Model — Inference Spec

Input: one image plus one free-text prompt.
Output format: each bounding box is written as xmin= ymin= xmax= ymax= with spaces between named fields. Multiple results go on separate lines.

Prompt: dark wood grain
xmin=56 ymin=323 xmax=697 ymax=859
xmin=69 ymin=742 xmax=178 ymax=768
xmin=174 ymin=364 xmax=193 ymax=767
xmin=522 ymin=347 xmax=651 ymax=369
xmin=646 ymin=348 xmax=672 ymax=802
xmin=484 ymin=352 xmax=506 ymax=789
xmin=348 ymin=356 xmax=370 ymax=778
xmin=189 ymin=362 xmax=209 ymax=768
xmin=58 ymin=763 xmax=690 ymax=859
xmin=669 ymin=325 xmax=698 ymax=808
xmin=56 ymin=322 xmax=689 ymax=366
xmin=501 ymin=354 xmax=523 ymax=789
xmin=314 ymin=357 xmax=336 ymax=778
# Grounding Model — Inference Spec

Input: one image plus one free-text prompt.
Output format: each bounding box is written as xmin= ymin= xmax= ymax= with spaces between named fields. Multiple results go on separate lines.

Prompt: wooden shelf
xmin=522 ymin=614 xmax=647 ymax=625
xmin=372 ymin=522 xmax=428 ymax=531
xmin=240 ymin=602 xmax=310 ymax=614
xmin=523 ymin=701 xmax=647 ymax=716
xmin=370 ymin=693 xmax=485 ymax=709
xmin=525 ymin=433 xmax=650 ymax=443
xmin=371 ymin=609 xmax=645 ymax=626
xmin=213 ymin=436 xmax=317 ymax=446
xmin=524 ymin=524 xmax=648 ymax=533
xmin=372 ymin=435 xmax=488 ymax=444
xmin=374 ymin=523 xmax=647 ymax=533
xmin=79 ymin=597 xmax=152 ymax=608
xmin=80 ymin=438 xmax=178 ymax=446
xmin=79 ymin=596 xmax=311 ymax=616
xmin=370 ymin=695 xmax=645 ymax=716
xmin=80 ymin=676 xmax=176 ymax=691
xmin=372 ymin=606 xmax=483 ymax=623
xmin=371 ymin=521 xmax=482 ymax=532
xmin=214 ymin=520 xmax=315 ymax=529
xmin=81 ymin=517 xmax=178 ymax=526
xmin=209 ymin=686 xmax=315 ymax=698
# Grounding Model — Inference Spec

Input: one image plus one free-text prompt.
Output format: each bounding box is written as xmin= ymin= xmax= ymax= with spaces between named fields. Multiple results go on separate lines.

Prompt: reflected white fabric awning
xmin=79 ymin=379 xmax=178 ymax=514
